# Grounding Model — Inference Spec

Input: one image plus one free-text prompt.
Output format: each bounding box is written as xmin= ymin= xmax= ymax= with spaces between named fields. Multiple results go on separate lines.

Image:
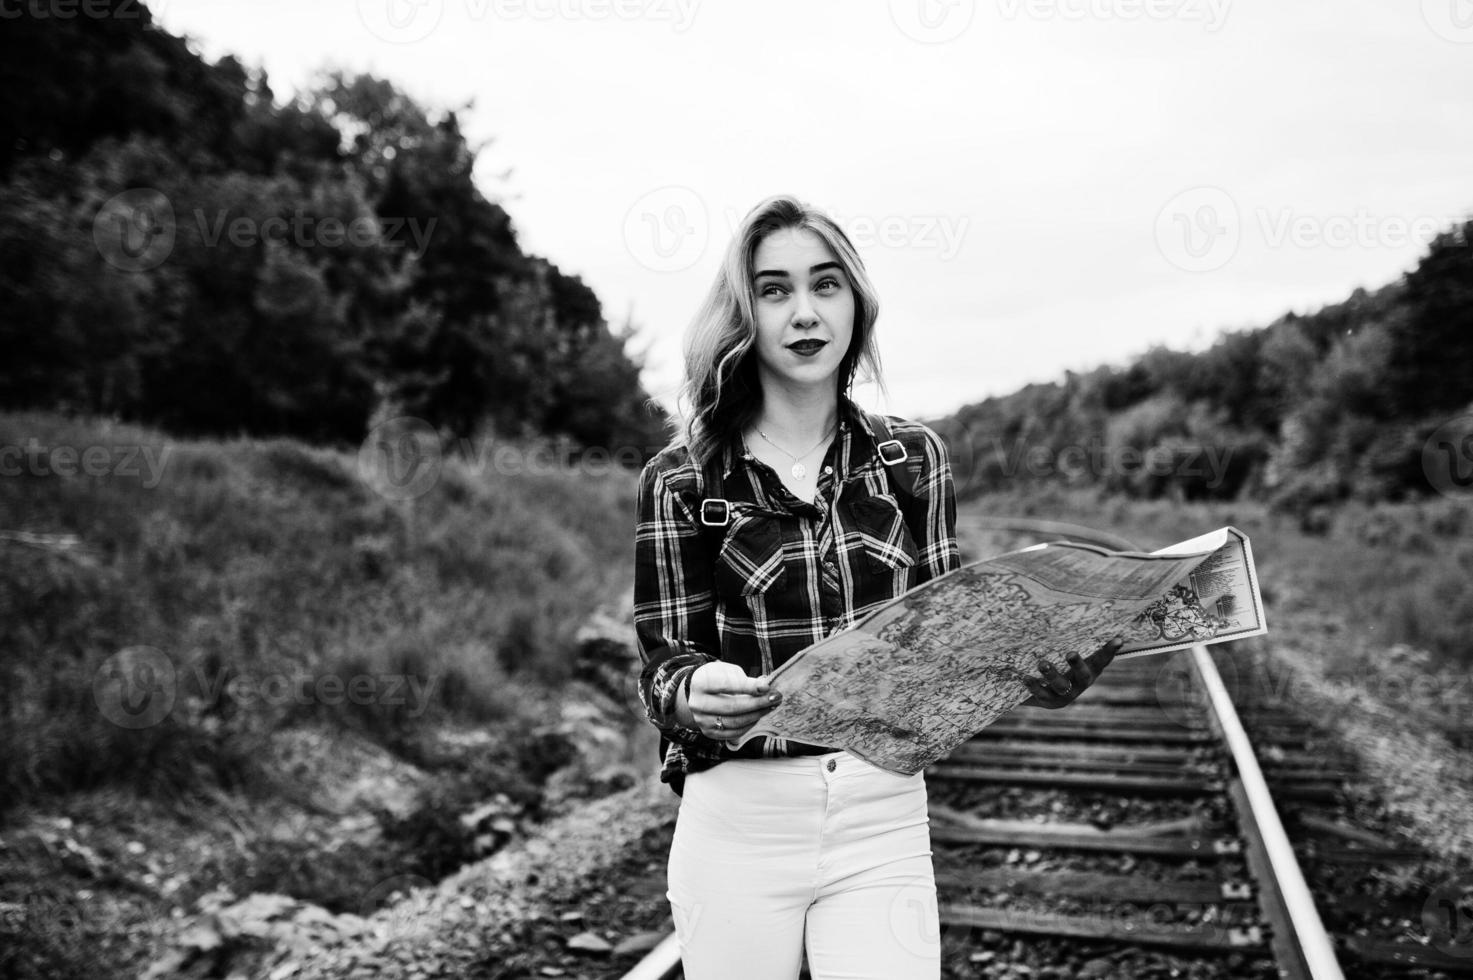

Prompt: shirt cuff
xmin=644 ymin=659 xmax=708 ymax=742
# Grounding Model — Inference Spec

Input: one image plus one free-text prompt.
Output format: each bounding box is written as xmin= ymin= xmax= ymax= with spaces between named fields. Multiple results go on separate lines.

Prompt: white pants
xmin=666 ymin=751 xmax=940 ymax=980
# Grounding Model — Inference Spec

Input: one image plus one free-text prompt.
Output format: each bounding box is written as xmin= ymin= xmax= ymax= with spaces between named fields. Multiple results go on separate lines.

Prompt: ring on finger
xmin=714 ymin=715 xmax=725 ymax=731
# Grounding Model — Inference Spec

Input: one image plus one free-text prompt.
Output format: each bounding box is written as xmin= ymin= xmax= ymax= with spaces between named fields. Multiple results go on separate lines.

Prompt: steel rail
xmin=1189 ymin=645 xmax=1345 ymax=980
xmin=618 ymin=930 xmax=682 ymax=980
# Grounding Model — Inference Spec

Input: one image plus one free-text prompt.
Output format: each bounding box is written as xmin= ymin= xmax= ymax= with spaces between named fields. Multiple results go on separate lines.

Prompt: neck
xmin=752 ymin=385 xmax=842 ymax=449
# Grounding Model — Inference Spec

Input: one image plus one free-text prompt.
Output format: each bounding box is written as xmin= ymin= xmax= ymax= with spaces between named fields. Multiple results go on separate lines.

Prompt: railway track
xmin=613 ymin=518 xmax=1472 ymax=980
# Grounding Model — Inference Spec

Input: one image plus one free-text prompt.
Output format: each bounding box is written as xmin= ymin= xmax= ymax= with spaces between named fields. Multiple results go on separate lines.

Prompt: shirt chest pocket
xmin=847 ymin=493 xmax=920 ymax=573
xmin=714 ymin=512 xmax=789 ymax=597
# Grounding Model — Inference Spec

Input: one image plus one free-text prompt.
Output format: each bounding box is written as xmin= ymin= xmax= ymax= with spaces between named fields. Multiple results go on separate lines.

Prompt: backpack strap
xmin=692 ymin=445 xmax=730 ymax=554
xmin=865 ymin=410 xmax=927 ymax=550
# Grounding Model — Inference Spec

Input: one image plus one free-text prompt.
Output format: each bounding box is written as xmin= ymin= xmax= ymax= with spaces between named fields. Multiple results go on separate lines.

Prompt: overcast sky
xmin=153 ymin=0 xmax=1473 ymax=422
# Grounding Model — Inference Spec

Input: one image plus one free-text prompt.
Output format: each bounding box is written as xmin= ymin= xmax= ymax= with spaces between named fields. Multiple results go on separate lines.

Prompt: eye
xmin=758 ymin=282 xmax=788 ymax=298
xmin=815 ymin=276 xmax=844 ymax=293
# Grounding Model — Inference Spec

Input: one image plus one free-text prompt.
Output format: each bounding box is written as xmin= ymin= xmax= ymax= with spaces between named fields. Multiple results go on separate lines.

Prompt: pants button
xmin=826 ymin=758 xmax=836 ymax=772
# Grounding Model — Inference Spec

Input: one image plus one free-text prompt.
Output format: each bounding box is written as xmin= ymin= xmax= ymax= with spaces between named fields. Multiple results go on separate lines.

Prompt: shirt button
xmin=826 ymin=758 xmax=837 ymax=772
xmin=823 ymin=465 xmax=833 ymax=474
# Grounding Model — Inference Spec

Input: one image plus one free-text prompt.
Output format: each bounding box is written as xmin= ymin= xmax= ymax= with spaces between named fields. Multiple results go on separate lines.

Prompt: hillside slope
xmin=0 ymin=410 xmax=652 ymax=979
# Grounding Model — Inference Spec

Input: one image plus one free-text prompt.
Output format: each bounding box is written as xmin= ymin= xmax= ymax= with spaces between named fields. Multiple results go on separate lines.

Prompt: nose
xmin=791 ymin=290 xmax=819 ymax=328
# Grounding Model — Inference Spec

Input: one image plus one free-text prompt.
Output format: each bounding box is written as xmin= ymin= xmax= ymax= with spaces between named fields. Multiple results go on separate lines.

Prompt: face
xmin=749 ymin=226 xmax=856 ymax=396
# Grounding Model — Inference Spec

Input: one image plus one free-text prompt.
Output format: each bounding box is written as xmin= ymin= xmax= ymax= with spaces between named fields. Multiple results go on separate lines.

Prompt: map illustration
xmin=729 ymin=527 xmax=1265 ymax=775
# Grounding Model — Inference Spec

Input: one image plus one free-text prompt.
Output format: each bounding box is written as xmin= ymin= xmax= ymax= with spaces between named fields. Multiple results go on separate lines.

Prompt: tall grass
xmin=0 ymin=411 xmax=638 ymax=817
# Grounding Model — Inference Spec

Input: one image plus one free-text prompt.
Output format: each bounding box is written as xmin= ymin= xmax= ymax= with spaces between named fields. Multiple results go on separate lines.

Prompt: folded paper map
xmin=726 ymin=526 xmax=1266 ymax=775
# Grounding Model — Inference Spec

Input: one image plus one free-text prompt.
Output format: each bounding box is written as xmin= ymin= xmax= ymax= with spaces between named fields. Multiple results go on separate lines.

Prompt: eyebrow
xmin=754 ymin=261 xmax=844 ymax=279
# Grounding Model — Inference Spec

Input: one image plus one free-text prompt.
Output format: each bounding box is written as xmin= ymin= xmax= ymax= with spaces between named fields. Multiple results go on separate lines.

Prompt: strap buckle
xmin=700 ymin=498 xmax=731 ymax=527
xmin=876 ymin=439 xmax=908 ymax=465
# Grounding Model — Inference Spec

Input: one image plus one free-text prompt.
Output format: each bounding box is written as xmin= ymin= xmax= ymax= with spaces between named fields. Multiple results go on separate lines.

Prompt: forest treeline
xmin=0 ymin=1 xmax=666 ymax=451
xmin=3 ymin=5 xmax=1469 ymax=503
xmin=932 ymin=219 xmax=1473 ymax=513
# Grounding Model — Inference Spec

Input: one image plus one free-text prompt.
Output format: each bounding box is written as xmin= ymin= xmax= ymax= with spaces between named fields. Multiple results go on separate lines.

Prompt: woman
xmin=633 ymin=194 xmax=1119 ymax=979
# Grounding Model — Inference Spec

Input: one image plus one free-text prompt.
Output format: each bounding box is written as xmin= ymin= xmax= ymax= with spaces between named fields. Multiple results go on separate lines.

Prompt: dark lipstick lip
xmin=786 ymin=340 xmax=828 ymax=350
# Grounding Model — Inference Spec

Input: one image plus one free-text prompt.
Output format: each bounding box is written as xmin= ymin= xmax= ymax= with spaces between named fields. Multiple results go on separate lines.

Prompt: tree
xmin=1385 ymin=221 xmax=1473 ymax=418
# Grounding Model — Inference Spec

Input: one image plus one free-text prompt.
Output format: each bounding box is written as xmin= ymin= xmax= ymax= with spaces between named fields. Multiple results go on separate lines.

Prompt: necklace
xmin=755 ymin=423 xmax=835 ymax=480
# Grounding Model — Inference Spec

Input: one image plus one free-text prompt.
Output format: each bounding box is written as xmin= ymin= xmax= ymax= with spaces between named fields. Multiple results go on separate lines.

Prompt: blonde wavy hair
xmin=673 ymin=194 xmax=886 ymax=468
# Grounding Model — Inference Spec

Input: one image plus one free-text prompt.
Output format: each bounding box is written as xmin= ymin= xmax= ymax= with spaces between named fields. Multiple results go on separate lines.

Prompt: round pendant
xmin=791 ymin=462 xmax=806 ymax=480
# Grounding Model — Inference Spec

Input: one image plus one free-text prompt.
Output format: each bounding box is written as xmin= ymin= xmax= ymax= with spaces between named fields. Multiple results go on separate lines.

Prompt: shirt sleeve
xmin=633 ymin=459 xmax=721 ymax=742
xmin=914 ymin=425 xmax=962 ymax=584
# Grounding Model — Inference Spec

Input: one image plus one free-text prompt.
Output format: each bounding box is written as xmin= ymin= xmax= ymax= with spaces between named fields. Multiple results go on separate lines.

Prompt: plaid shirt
xmin=633 ymin=396 xmax=961 ymax=795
